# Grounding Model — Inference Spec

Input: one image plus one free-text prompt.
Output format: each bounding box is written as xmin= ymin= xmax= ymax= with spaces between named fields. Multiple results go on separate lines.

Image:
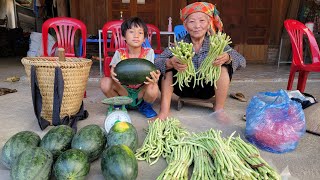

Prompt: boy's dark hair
xmin=121 ymin=17 xmax=148 ymax=38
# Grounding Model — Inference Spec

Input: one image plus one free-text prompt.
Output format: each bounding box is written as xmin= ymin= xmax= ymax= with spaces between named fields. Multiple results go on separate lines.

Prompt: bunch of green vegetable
xmin=197 ymin=32 xmax=232 ymax=88
xmin=169 ymin=41 xmax=196 ymax=90
xmin=230 ymin=136 xmax=280 ymax=179
xmin=157 ymin=144 xmax=193 ymax=180
xmin=136 ymin=117 xmax=281 ymax=180
xmin=135 ymin=118 xmax=189 ymax=165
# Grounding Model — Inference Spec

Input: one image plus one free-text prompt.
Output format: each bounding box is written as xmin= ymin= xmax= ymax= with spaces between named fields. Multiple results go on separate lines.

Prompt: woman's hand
xmin=145 ymin=70 xmax=160 ymax=84
xmin=110 ymin=65 xmax=120 ymax=83
xmin=213 ymin=52 xmax=230 ymax=66
xmin=170 ymin=56 xmax=187 ymax=72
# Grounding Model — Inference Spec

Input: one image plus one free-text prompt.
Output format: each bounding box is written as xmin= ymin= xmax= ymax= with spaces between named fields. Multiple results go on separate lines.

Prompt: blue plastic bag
xmin=245 ymin=89 xmax=306 ymax=153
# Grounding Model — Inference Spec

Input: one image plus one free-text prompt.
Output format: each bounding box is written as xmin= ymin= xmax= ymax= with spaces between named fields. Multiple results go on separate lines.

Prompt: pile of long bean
xmin=230 ymin=136 xmax=281 ymax=179
xmin=157 ymin=144 xmax=193 ymax=180
xmin=135 ymin=118 xmax=189 ymax=165
xmin=136 ymin=117 xmax=281 ymax=180
xmin=169 ymin=41 xmax=196 ymax=90
xmin=190 ymin=146 xmax=215 ymax=180
xmin=197 ymin=32 xmax=232 ymax=88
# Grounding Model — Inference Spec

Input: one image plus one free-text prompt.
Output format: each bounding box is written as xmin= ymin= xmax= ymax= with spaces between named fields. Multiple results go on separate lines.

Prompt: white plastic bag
xmin=27 ymin=32 xmax=57 ymax=57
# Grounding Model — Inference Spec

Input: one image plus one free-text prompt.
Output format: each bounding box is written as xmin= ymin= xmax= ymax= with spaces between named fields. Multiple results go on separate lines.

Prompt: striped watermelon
xmin=71 ymin=124 xmax=107 ymax=162
xmin=10 ymin=147 xmax=53 ymax=180
xmin=101 ymin=145 xmax=138 ymax=180
xmin=40 ymin=125 xmax=75 ymax=159
xmin=1 ymin=131 xmax=40 ymax=169
xmin=53 ymin=149 xmax=90 ymax=180
xmin=107 ymin=122 xmax=138 ymax=151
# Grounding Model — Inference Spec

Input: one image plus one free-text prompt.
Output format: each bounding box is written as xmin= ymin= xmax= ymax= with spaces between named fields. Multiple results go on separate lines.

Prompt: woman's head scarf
xmin=180 ymin=2 xmax=223 ymax=33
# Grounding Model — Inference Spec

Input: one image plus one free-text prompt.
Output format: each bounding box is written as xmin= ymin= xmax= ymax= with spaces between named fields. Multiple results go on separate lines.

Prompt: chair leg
xmin=287 ymin=69 xmax=296 ymax=90
xmin=297 ymin=71 xmax=309 ymax=93
xmin=177 ymin=98 xmax=184 ymax=111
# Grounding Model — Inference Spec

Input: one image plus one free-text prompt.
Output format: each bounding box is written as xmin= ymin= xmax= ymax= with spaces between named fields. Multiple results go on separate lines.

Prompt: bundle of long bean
xmin=197 ymin=32 xmax=232 ymax=88
xmin=169 ymin=41 xmax=196 ymax=90
xmin=157 ymin=144 xmax=193 ymax=180
xmin=135 ymin=118 xmax=189 ymax=165
xmin=135 ymin=117 xmax=280 ymax=179
xmin=162 ymin=118 xmax=189 ymax=160
xmin=190 ymin=146 xmax=215 ymax=180
xmin=188 ymin=130 xmax=256 ymax=179
xmin=230 ymin=136 xmax=281 ymax=180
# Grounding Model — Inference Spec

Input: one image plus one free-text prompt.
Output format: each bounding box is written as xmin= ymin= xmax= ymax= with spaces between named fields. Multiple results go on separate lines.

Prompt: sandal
xmin=230 ymin=92 xmax=247 ymax=102
xmin=242 ymin=114 xmax=246 ymax=121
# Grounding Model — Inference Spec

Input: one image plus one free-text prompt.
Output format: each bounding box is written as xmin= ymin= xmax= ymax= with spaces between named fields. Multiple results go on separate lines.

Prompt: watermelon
xmin=40 ymin=125 xmax=75 ymax=159
xmin=71 ymin=124 xmax=107 ymax=162
xmin=10 ymin=147 xmax=53 ymax=180
xmin=1 ymin=131 xmax=40 ymax=169
xmin=101 ymin=145 xmax=138 ymax=180
xmin=114 ymin=58 xmax=157 ymax=85
xmin=107 ymin=122 xmax=138 ymax=151
xmin=53 ymin=149 xmax=90 ymax=180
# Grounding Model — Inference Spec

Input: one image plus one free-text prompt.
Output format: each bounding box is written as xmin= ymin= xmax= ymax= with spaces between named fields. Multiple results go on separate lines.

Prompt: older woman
xmin=155 ymin=2 xmax=246 ymax=120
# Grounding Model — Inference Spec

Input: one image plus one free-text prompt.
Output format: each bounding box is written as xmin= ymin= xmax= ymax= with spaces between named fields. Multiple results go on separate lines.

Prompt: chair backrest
xmin=102 ymin=20 xmax=127 ymax=76
xmin=146 ymin=24 xmax=163 ymax=55
xmin=174 ymin=25 xmax=188 ymax=41
xmin=284 ymin=19 xmax=320 ymax=66
xmin=42 ymin=17 xmax=87 ymax=57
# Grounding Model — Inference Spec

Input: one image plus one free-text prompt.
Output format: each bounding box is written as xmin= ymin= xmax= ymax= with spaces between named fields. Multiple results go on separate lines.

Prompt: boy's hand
xmin=110 ymin=65 xmax=120 ymax=83
xmin=145 ymin=70 xmax=160 ymax=84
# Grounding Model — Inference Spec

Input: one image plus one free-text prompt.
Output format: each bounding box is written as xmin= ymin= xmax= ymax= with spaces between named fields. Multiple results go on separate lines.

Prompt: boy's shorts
xmin=123 ymin=85 xmax=143 ymax=108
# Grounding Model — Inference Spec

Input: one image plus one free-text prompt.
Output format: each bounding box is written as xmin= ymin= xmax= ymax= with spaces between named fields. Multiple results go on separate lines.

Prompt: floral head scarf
xmin=180 ymin=2 xmax=223 ymax=33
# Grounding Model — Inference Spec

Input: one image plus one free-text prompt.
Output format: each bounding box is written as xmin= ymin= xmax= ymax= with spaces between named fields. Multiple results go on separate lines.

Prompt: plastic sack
xmin=27 ymin=32 xmax=57 ymax=57
xmin=245 ymin=89 xmax=306 ymax=153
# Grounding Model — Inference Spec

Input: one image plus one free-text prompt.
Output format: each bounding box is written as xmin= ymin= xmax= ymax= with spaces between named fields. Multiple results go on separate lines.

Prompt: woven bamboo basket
xmin=21 ymin=57 xmax=92 ymax=124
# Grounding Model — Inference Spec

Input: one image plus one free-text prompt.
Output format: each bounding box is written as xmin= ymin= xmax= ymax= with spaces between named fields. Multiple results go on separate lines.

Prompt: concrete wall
xmin=0 ymin=0 xmax=16 ymax=28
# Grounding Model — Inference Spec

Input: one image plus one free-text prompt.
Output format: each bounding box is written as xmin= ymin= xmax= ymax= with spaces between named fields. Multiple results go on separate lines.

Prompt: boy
xmin=100 ymin=17 xmax=160 ymax=118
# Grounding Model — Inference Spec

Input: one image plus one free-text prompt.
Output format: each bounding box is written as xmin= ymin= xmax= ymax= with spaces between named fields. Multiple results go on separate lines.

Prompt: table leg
xmin=98 ymin=30 xmax=102 ymax=77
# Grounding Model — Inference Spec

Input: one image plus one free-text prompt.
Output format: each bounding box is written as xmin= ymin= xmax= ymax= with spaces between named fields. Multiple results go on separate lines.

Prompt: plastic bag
xmin=27 ymin=32 xmax=57 ymax=57
xmin=245 ymin=89 xmax=306 ymax=153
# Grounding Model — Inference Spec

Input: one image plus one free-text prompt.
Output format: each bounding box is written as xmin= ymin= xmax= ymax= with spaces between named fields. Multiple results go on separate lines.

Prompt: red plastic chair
xmin=146 ymin=23 xmax=163 ymax=55
xmin=42 ymin=17 xmax=87 ymax=57
xmin=284 ymin=19 xmax=320 ymax=93
xmin=102 ymin=20 xmax=127 ymax=77
xmin=102 ymin=21 xmax=163 ymax=77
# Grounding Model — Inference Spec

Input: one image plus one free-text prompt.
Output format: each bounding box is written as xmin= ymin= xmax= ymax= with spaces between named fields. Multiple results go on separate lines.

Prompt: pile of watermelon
xmin=1 ymin=122 xmax=139 ymax=180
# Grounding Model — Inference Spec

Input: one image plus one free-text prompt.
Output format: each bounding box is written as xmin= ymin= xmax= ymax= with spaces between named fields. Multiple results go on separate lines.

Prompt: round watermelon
xmin=40 ymin=125 xmax=75 ymax=159
xmin=10 ymin=147 xmax=53 ymax=180
xmin=71 ymin=124 xmax=107 ymax=162
xmin=1 ymin=131 xmax=40 ymax=169
xmin=53 ymin=149 xmax=90 ymax=180
xmin=101 ymin=145 xmax=138 ymax=180
xmin=107 ymin=122 xmax=138 ymax=151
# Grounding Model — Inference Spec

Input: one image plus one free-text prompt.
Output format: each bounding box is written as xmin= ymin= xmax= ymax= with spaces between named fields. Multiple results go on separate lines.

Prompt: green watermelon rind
xmin=115 ymin=58 xmax=157 ymax=85
xmin=71 ymin=124 xmax=107 ymax=162
xmin=53 ymin=149 xmax=90 ymax=180
xmin=107 ymin=122 xmax=138 ymax=152
xmin=10 ymin=147 xmax=53 ymax=180
xmin=40 ymin=125 xmax=75 ymax=160
xmin=1 ymin=131 xmax=40 ymax=169
xmin=101 ymin=145 xmax=138 ymax=180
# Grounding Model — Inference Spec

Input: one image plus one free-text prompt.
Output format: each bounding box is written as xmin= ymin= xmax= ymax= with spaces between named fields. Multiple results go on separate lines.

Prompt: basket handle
xmin=58 ymin=48 xmax=65 ymax=61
